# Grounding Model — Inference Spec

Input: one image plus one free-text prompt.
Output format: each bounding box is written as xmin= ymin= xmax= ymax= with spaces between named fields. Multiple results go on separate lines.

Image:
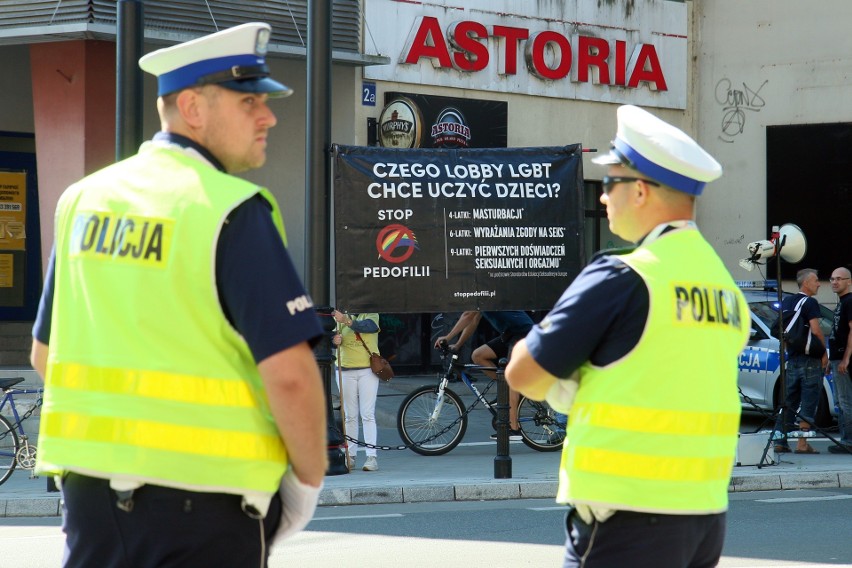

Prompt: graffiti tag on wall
xmin=715 ymin=78 xmax=768 ymax=143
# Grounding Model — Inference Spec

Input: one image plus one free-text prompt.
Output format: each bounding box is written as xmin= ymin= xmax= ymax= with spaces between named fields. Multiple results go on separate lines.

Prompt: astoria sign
xmin=364 ymin=1 xmax=688 ymax=109
xmin=402 ymin=16 xmax=668 ymax=92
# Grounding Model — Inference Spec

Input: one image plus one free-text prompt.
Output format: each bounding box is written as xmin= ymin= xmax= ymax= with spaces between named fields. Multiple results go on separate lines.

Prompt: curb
xmin=0 ymin=495 xmax=61 ymax=518
xmin=2 ymin=472 xmax=851 ymax=517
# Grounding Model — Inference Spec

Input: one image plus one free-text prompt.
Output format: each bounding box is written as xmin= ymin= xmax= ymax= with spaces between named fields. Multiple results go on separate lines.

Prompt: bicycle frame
xmin=450 ymin=361 xmax=499 ymax=414
xmin=396 ymin=342 xmax=566 ymax=455
xmin=0 ymin=380 xmax=43 ymax=483
xmin=443 ymin=349 xmax=566 ymax=448
xmin=1 ymin=386 xmax=43 ymax=436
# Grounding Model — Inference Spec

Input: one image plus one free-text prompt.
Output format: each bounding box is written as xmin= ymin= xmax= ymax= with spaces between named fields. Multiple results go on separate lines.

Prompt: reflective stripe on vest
xmin=557 ymin=228 xmax=749 ymax=514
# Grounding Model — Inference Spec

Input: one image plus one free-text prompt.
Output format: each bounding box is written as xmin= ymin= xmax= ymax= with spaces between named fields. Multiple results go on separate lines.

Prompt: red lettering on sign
xmin=402 ymin=16 xmax=452 ymax=67
xmin=400 ymin=17 xmax=669 ymax=92
xmin=449 ymin=20 xmax=489 ymax=71
xmin=614 ymin=40 xmax=627 ymax=86
xmin=627 ymin=44 xmax=667 ymax=90
xmin=577 ymin=36 xmax=610 ymax=85
xmin=527 ymin=31 xmax=572 ymax=80
xmin=491 ymin=25 xmax=529 ymax=75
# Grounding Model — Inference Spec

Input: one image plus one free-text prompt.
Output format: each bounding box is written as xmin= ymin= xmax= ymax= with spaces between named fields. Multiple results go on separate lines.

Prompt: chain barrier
xmin=333 ymin=373 xmax=497 ymax=451
xmin=0 ymin=392 xmax=43 ymax=442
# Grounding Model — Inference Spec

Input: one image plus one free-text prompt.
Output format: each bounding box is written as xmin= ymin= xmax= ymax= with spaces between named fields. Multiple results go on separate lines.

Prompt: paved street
xmin=3 ymin=490 xmax=852 ymax=567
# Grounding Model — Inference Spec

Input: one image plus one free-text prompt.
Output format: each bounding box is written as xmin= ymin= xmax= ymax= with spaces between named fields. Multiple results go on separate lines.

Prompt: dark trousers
xmin=60 ymin=473 xmax=282 ymax=568
xmin=563 ymin=508 xmax=726 ymax=568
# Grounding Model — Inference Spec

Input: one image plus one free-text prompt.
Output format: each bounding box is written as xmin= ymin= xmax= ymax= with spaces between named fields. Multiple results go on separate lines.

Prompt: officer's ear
xmin=633 ymin=179 xmax=653 ymax=207
xmin=175 ymin=87 xmax=208 ymax=129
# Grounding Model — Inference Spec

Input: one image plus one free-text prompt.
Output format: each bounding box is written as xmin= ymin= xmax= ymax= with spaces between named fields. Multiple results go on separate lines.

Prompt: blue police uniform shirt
xmin=33 ymin=133 xmax=321 ymax=363
xmin=524 ymin=253 xmax=649 ymax=380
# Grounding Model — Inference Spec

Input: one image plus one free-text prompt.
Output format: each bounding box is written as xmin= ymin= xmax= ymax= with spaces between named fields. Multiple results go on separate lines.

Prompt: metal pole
xmin=116 ymin=0 xmax=144 ymax=161
xmin=494 ymin=358 xmax=512 ymax=478
xmin=775 ymin=236 xmax=788 ymax=436
xmin=306 ymin=1 xmax=347 ymax=475
xmin=760 ymin=234 xmax=787 ymax=468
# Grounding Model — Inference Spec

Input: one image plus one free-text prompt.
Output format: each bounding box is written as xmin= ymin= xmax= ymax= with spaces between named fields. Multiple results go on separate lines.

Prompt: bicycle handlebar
xmin=436 ymin=339 xmax=455 ymax=357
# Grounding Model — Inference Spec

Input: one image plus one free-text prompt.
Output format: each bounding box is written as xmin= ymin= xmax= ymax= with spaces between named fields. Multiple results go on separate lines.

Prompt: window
xmin=584 ymin=180 xmax=631 ymax=261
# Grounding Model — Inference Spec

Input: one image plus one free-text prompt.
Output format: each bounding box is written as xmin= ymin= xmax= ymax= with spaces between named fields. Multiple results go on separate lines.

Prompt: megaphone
xmin=739 ymin=223 xmax=807 ymax=271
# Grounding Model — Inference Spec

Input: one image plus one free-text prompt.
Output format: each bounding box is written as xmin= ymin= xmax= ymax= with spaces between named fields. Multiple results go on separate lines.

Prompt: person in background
xmin=506 ymin=105 xmax=749 ymax=568
xmin=332 ymin=310 xmax=382 ymax=471
xmin=773 ymin=268 xmax=826 ymax=455
xmin=435 ymin=310 xmax=534 ymax=440
xmin=828 ymin=267 xmax=852 ymax=454
xmin=29 ymin=23 xmax=327 ymax=567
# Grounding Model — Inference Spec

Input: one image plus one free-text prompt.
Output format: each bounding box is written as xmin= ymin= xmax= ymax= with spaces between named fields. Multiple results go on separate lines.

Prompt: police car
xmin=737 ymin=281 xmax=837 ymax=427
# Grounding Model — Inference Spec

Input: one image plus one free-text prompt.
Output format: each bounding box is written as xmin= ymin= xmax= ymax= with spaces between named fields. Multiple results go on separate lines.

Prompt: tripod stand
xmin=757 ymin=238 xmax=848 ymax=467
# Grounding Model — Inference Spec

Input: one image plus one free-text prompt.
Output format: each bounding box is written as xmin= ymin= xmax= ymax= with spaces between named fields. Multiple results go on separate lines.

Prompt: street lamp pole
xmin=305 ymin=1 xmax=347 ymax=475
xmin=116 ymin=0 xmax=144 ymax=161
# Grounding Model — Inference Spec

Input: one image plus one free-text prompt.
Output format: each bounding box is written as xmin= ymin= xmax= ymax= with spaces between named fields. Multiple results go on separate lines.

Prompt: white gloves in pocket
xmin=272 ymin=469 xmax=323 ymax=545
xmin=545 ymin=375 xmax=579 ymax=415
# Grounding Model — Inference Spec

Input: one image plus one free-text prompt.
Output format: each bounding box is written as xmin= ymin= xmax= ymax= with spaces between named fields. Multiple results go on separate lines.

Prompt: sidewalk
xmin=2 ymin=374 xmax=851 ymax=517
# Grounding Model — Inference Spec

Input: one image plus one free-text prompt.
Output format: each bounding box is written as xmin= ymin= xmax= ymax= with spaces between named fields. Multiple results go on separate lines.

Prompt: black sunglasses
xmin=601 ymin=176 xmax=660 ymax=195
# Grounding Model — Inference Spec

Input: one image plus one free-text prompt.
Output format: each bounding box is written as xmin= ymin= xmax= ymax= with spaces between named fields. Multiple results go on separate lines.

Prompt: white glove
xmin=545 ymin=376 xmax=579 ymax=415
xmin=272 ymin=469 xmax=323 ymax=545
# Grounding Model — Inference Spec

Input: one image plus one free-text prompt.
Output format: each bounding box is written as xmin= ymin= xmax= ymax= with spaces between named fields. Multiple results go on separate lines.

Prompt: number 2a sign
xmin=362 ymin=82 xmax=376 ymax=106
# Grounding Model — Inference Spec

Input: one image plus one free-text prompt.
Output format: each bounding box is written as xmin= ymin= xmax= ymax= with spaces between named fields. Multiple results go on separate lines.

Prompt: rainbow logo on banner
xmin=376 ymin=224 xmax=419 ymax=263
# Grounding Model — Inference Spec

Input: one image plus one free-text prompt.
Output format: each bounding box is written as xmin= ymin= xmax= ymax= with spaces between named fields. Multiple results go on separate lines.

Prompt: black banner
xmin=333 ymin=145 xmax=585 ymax=313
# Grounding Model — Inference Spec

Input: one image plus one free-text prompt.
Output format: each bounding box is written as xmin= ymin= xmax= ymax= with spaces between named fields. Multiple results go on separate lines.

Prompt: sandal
xmin=794 ymin=445 xmax=819 ymax=454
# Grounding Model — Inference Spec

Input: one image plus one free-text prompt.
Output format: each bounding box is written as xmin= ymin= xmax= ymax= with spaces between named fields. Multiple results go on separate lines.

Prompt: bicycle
xmin=396 ymin=341 xmax=566 ymax=455
xmin=0 ymin=376 xmax=44 ymax=486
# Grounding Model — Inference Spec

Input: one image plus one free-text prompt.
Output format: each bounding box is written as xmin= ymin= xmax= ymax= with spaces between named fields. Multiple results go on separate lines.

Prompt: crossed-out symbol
xmin=375 ymin=224 xmax=418 ymax=264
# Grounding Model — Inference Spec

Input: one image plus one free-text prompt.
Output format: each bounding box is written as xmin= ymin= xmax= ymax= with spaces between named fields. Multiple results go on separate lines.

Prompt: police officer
xmin=30 ymin=23 xmax=327 ymax=567
xmin=506 ymin=105 xmax=749 ymax=568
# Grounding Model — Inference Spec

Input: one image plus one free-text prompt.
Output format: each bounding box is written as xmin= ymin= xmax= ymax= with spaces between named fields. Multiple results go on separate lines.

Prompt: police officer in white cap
xmin=507 ymin=105 xmax=750 ymax=568
xmin=31 ymin=23 xmax=327 ymax=567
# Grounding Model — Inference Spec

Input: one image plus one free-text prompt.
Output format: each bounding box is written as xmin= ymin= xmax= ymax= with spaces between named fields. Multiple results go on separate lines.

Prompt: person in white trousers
xmin=332 ymin=310 xmax=382 ymax=471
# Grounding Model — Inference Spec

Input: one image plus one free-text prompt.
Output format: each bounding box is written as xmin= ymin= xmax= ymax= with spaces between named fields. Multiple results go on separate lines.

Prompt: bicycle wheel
xmin=0 ymin=414 xmax=20 ymax=486
xmin=517 ymin=397 xmax=566 ymax=452
xmin=397 ymin=385 xmax=467 ymax=456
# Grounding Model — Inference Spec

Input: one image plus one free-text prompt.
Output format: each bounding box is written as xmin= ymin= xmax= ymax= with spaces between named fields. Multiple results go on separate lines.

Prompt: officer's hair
xmin=157 ymin=92 xmax=180 ymax=122
xmin=796 ymin=268 xmax=818 ymax=287
xmin=158 ymin=86 xmax=220 ymax=123
xmin=653 ymin=182 xmax=696 ymax=206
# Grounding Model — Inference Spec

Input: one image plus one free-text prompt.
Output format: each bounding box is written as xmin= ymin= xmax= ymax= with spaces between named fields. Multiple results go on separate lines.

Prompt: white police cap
xmin=592 ymin=105 xmax=722 ymax=196
xmin=139 ymin=22 xmax=292 ymax=98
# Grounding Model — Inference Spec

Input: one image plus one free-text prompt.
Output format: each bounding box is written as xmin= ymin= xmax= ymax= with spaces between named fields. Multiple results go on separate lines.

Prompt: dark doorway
xmin=766 ymin=123 xmax=852 ymax=279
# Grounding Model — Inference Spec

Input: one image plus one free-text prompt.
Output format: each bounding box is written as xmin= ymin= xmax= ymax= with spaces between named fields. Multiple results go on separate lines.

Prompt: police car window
xmin=748 ymin=302 xmax=778 ymax=339
xmin=749 ymin=317 xmax=766 ymax=340
xmin=818 ymin=305 xmax=834 ymax=337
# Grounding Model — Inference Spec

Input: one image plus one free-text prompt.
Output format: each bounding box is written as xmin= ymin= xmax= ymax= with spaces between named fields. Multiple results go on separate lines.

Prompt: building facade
xmin=1 ymin=0 xmax=849 ymax=370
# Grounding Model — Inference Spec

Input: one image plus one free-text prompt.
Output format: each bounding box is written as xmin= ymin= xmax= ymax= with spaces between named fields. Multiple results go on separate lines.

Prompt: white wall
xmin=694 ymin=0 xmax=852 ymax=301
xmin=240 ymin=61 xmax=358 ymax=278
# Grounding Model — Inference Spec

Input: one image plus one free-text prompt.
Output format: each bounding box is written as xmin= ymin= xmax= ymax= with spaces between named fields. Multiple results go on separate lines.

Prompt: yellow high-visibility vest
xmin=558 ymin=227 xmax=749 ymax=514
xmin=37 ymin=144 xmax=290 ymax=499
